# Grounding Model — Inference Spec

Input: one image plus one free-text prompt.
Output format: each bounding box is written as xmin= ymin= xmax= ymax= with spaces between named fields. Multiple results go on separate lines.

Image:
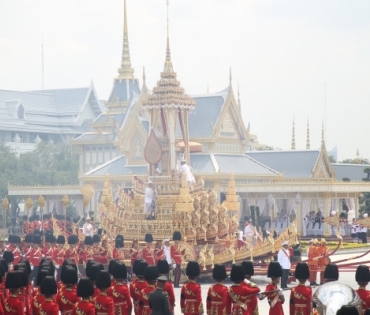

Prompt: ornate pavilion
xmin=8 ymin=0 xmax=370 ymax=237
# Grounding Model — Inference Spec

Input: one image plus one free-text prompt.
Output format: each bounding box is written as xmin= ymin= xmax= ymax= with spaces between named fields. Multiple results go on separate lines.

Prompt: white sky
xmin=1 ymin=0 xmax=370 ymax=161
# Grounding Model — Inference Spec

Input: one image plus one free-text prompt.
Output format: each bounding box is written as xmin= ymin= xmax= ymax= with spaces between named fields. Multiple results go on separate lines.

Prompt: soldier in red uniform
xmin=206 ymin=264 xmax=228 ymax=315
xmin=22 ymin=235 xmax=33 ymax=262
xmin=65 ymin=235 xmax=79 ymax=266
xmin=14 ymin=264 xmax=30 ymax=315
xmin=73 ymin=278 xmax=96 ymax=315
xmin=42 ymin=214 xmax=52 ymax=233
xmin=157 ymin=260 xmax=175 ymax=313
xmin=170 ymin=231 xmax=182 ymax=288
xmin=142 ymin=234 xmax=155 ymax=266
xmin=27 ymin=217 xmax=35 ymax=235
xmin=181 ymin=261 xmax=204 ymax=315
xmin=2 ymin=251 xmax=14 ymax=273
xmin=55 ymin=235 xmax=66 ymax=282
xmin=33 ymin=215 xmax=41 ymax=233
xmin=94 ymin=271 xmax=114 ymax=315
xmin=139 ymin=266 xmax=158 ymax=315
xmin=30 ymin=235 xmax=42 ymax=282
xmin=289 ymin=262 xmax=312 ymax=315
xmin=129 ymin=259 xmax=142 ymax=295
xmin=261 ymin=262 xmax=284 ymax=315
xmin=4 ymin=271 xmax=24 ymax=315
xmin=39 ymin=276 xmax=59 ymax=315
xmin=241 ymin=261 xmax=260 ymax=315
xmin=100 ymin=238 xmax=109 ymax=270
xmin=355 ymin=265 xmax=370 ymax=314
xmin=107 ymin=262 xmax=132 ymax=315
xmin=22 ymin=216 xmax=29 ymax=235
xmin=154 ymin=240 xmax=164 ymax=265
xmin=7 ymin=235 xmax=21 ymax=266
xmin=56 ymin=266 xmax=80 ymax=315
xmin=129 ymin=239 xmax=139 ymax=274
xmin=92 ymin=235 xmax=101 ymax=264
xmin=43 ymin=234 xmax=56 ymax=261
xmin=130 ymin=261 xmax=148 ymax=315
xmin=113 ymin=235 xmax=125 ymax=264
xmin=82 ymin=236 xmax=95 ymax=270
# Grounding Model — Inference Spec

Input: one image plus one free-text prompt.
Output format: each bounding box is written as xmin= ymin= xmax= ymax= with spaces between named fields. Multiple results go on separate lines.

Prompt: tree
xmin=359 ymin=168 xmax=370 ymax=216
xmin=328 ymin=155 xmax=336 ymax=163
xmin=363 ymin=167 xmax=370 ymax=182
xmin=340 ymin=158 xmax=370 ymax=165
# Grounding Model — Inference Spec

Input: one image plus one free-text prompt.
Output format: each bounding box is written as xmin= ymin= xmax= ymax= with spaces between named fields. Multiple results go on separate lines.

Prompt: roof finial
xmin=306 ymin=119 xmax=310 ymax=149
xmin=142 ymin=66 xmax=147 ymax=92
xmin=229 ymin=68 xmax=232 ymax=85
xmin=116 ymin=0 xmax=134 ymax=80
xmin=237 ymin=80 xmax=241 ymax=109
xmin=166 ymin=0 xmax=171 ymax=62
xmin=321 ymin=120 xmax=325 ymax=146
xmin=291 ymin=117 xmax=296 ymax=150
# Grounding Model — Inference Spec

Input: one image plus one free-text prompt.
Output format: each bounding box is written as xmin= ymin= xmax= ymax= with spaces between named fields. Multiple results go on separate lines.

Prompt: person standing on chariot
xmin=82 ymin=216 xmax=95 ymax=237
xmin=170 ymin=231 xmax=182 ymax=288
xmin=261 ymin=261 xmax=284 ymax=315
xmin=179 ymin=160 xmax=195 ymax=184
xmin=113 ymin=235 xmax=125 ymax=263
xmin=144 ymin=181 xmax=156 ymax=220
xmin=244 ymin=218 xmax=254 ymax=242
xmin=241 ymin=261 xmax=260 ymax=315
xmin=157 ymin=260 xmax=175 ymax=314
xmin=206 ymin=264 xmax=228 ymax=315
xmin=142 ymin=234 xmax=155 ymax=266
xmin=181 ymin=261 xmax=204 ymax=315
xmin=355 ymin=265 xmax=370 ymax=314
xmin=289 ymin=262 xmax=312 ymax=315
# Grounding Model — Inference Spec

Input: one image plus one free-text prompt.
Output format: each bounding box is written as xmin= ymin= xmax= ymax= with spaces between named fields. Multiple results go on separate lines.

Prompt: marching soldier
xmin=30 ymin=234 xmax=42 ymax=282
xmin=131 ymin=261 xmax=148 ymax=315
xmin=170 ymin=231 xmax=182 ymax=288
xmin=22 ymin=234 xmax=33 ymax=262
xmin=28 ymin=216 xmax=35 ymax=235
xmin=39 ymin=276 xmax=59 ymax=315
xmin=43 ymin=233 xmax=56 ymax=261
xmin=107 ymin=262 xmax=132 ymax=315
xmin=94 ymin=271 xmax=114 ymax=315
xmin=355 ymin=265 xmax=370 ymax=314
xmin=129 ymin=239 xmax=139 ymax=271
xmin=154 ymin=240 xmax=164 ymax=265
xmin=4 ymin=271 xmax=24 ymax=314
xmin=7 ymin=235 xmax=21 ymax=266
xmin=157 ymin=260 xmax=175 ymax=313
xmin=65 ymin=235 xmax=79 ymax=266
xmin=289 ymin=262 xmax=312 ymax=315
xmin=318 ymin=238 xmax=329 ymax=285
xmin=139 ymin=266 xmax=159 ymax=315
xmin=33 ymin=215 xmax=41 ymax=232
xmin=55 ymin=235 xmax=66 ymax=282
xmin=83 ymin=236 xmax=95 ymax=267
xmin=113 ymin=235 xmax=125 ymax=263
xmin=56 ymin=266 xmax=80 ymax=314
xmin=86 ymin=264 xmax=102 ymax=298
xmin=262 ymin=261 xmax=284 ymax=315
xmin=142 ymin=234 xmax=155 ymax=266
xmin=73 ymin=278 xmax=96 ymax=315
xmin=149 ymin=276 xmax=172 ymax=315
xmin=206 ymin=264 xmax=228 ymax=315
xmin=92 ymin=235 xmax=101 ymax=264
xmin=241 ymin=260 xmax=260 ymax=315
xmin=226 ymin=264 xmax=260 ymax=315
xmin=100 ymin=238 xmax=109 ymax=271
xmin=308 ymin=239 xmax=320 ymax=286
xmin=180 ymin=261 xmax=204 ymax=315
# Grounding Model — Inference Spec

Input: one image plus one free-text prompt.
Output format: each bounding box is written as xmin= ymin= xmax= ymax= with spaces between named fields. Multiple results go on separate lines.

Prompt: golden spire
xmin=291 ymin=118 xmax=296 ymax=150
xmin=306 ymin=119 xmax=310 ymax=149
xmin=321 ymin=120 xmax=325 ymax=146
xmin=116 ymin=0 xmax=134 ymax=80
xmin=229 ymin=68 xmax=232 ymax=86
xmin=237 ymin=80 xmax=241 ymax=109
xmin=163 ymin=0 xmax=174 ymax=73
xmin=142 ymin=66 xmax=147 ymax=93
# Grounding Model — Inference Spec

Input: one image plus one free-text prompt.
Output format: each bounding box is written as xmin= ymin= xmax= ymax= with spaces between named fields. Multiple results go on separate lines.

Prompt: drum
xmin=312 ymin=282 xmax=362 ymax=315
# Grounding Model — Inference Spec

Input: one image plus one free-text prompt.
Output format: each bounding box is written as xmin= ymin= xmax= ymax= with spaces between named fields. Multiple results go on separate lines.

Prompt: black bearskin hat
xmin=241 ymin=261 xmax=254 ymax=277
xmin=230 ymin=265 xmax=245 ymax=283
xmin=356 ymin=265 xmax=370 ymax=283
xmin=336 ymin=305 xmax=360 ymax=315
xmin=5 ymin=271 xmax=22 ymax=289
xmin=144 ymin=266 xmax=159 ymax=282
xmin=84 ymin=236 xmax=94 ymax=246
xmin=36 ymin=268 xmax=52 ymax=286
xmin=267 ymin=261 xmax=282 ymax=278
xmin=33 ymin=235 xmax=41 ymax=245
xmin=136 ymin=261 xmax=148 ymax=277
xmin=157 ymin=260 xmax=169 ymax=274
xmin=86 ymin=264 xmax=101 ymax=282
xmin=77 ymin=278 xmax=94 ymax=298
xmin=294 ymin=262 xmax=310 ymax=280
xmin=96 ymin=270 xmax=111 ymax=289
xmin=108 ymin=259 xmax=119 ymax=276
xmin=10 ymin=235 xmax=20 ymax=244
xmin=173 ymin=231 xmax=181 ymax=241
xmin=97 ymin=228 xmax=102 ymax=235
xmin=45 ymin=234 xmax=56 ymax=243
xmin=56 ymin=235 xmax=65 ymax=245
xmin=113 ymin=262 xmax=127 ymax=280
xmin=34 ymin=215 xmax=40 ymax=220
xmin=0 ymin=259 xmax=8 ymax=273
xmin=0 ymin=265 xmax=4 ymax=283
xmin=3 ymin=251 xmax=14 ymax=263
xmin=68 ymin=235 xmax=78 ymax=245
xmin=14 ymin=267 xmax=28 ymax=287
xmin=41 ymin=276 xmax=57 ymax=295
xmin=133 ymin=259 xmax=143 ymax=275
xmin=25 ymin=234 xmax=33 ymax=243
xmin=364 ymin=309 xmax=370 ymax=315
xmin=93 ymin=235 xmax=101 ymax=243
xmin=145 ymin=233 xmax=153 ymax=243
xmin=212 ymin=264 xmax=227 ymax=281
xmin=20 ymin=259 xmax=31 ymax=276
xmin=61 ymin=266 xmax=78 ymax=285
xmin=115 ymin=234 xmax=124 ymax=248
xmin=324 ymin=263 xmax=339 ymax=281
xmin=186 ymin=261 xmax=200 ymax=277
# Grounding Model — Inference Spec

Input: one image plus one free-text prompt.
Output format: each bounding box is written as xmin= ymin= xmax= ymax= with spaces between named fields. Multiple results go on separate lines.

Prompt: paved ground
xmin=172 ymin=250 xmax=369 ymax=314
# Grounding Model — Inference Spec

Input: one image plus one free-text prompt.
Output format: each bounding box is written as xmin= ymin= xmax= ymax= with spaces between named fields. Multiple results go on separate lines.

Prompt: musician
xmin=289 ymin=262 xmax=312 ymax=315
xmin=56 ymin=266 xmax=80 ymax=314
xmin=277 ymin=241 xmax=291 ymax=289
xmin=130 ymin=261 xmax=148 ymax=315
xmin=82 ymin=236 xmax=94 ymax=267
xmin=262 ymin=262 xmax=284 ymax=315
xmin=318 ymin=238 xmax=329 ymax=285
xmin=30 ymin=234 xmax=42 ymax=282
xmin=129 ymin=240 xmax=139 ymax=270
xmin=308 ymin=239 xmax=320 ymax=286
xmin=94 ymin=271 xmax=114 ymax=315
xmin=92 ymin=235 xmax=101 ymax=263
xmin=206 ymin=264 xmax=228 ymax=315
xmin=65 ymin=235 xmax=79 ymax=266
xmin=142 ymin=234 xmax=155 ymax=266
xmin=82 ymin=216 xmax=94 ymax=237
xmin=55 ymin=235 xmax=66 ymax=282
xmin=7 ymin=235 xmax=21 ymax=266
xmin=113 ymin=235 xmax=125 ymax=263
xmin=170 ymin=231 xmax=182 ymax=288
xmin=43 ymin=233 xmax=56 ymax=261
xmin=157 ymin=260 xmax=175 ymax=313
xmin=241 ymin=261 xmax=260 ymax=315
xmin=139 ymin=266 xmax=158 ymax=315
xmin=154 ymin=240 xmax=164 ymax=264
xmin=226 ymin=264 xmax=260 ymax=315
xmin=180 ymin=261 xmax=204 ymax=315
xmin=355 ymin=265 xmax=370 ymax=314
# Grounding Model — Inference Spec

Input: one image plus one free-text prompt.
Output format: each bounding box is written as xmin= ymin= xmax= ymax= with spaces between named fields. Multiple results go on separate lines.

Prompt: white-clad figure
xmin=82 ymin=215 xmax=94 ymax=237
xmin=163 ymin=239 xmax=172 ymax=265
xmin=360 ymin=213 xmax=368 ymax=244
xmin=277 ymin=241 xmax=291 ymax=289
xmin=244 ymin=219 xmax=254 ymax=242
xmin=347 ymin=209 xmax=355 ymax=223
xmin=179 ymin=160 xmax=195 ymax=183
xmin=331 ymin=210 xmax=338 ymax=236
xmin=144 ymin=181 xmax=156 ymax=219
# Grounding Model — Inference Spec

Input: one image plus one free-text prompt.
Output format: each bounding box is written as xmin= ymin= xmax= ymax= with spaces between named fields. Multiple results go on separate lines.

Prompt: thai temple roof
xmin=331 ymin=163 xmax=370 ymax=181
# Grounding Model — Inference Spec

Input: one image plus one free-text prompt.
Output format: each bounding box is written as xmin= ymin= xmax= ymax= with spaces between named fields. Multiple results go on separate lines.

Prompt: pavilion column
xmin=296 ymin=199 xmax=302 ymax=236
xmin=323 ymin=193 xmax=331 ymax=237
xmin=355 ymin=193 xmax=361 ymax=218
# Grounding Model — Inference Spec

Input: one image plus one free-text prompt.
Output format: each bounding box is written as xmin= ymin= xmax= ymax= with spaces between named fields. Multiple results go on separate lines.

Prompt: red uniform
xmin=56 ymin=287 xmax=80 ymax=315
xmin=93 ymin=246 xmax=101 ymax=264
xmin=100 ymin=248 xmax=109 ymax=266
xmin=141 ymin=246 xmax=155 ymax=266
xmin=39 ymin=299 xmax=59 ymax=315
xmin=129 ymin=248 xmax=139 ymax=268
xmin=289 ymin=284 xmax=312 ymax=315
xmin=227 ymin=283 xmax=260 ymax=315
xmin=356 ymin=287 xmax=370 ymax=315
xmin=72 ymin=300 xmax=95 ymax=315
xmin=65 ymin=246 xmax=79 ymax=265
xmin=4 ymin=295 xmax=24 ymax=315
xmin=8 ymin=245 xmax=21 ymax=266
xmin=130 ymin=280 xmax=148 ymax=315
xmin=42 ymin=220 xmax=51 ymax=232
xmin=180 ymin=280 xmax=204 ymax=315
xmin=30 ymin=247 xmax=42 ymax=268
xmin=56 ymin=247 xmax=66 ymax=266
xmin=163 ymin=281 xmax=175 ymax=313
xmin=82 ymin=246 xmax=94 ymax=265
xmin=107 ymin=280 xmax=132 ymax=315
xmin=243 ymin=280 xmax=259 ymax=315
xmin=94 ymin=293 xmax=114 ymax=315
xmin=22 ymin=221 xmax=29 ymax=234
xmin=139 ymin=285 xmax=156 ymax=315
xmin=42 ymin=245 xmax=55 ymax=261
xmin=113 ymin=248 xmax=125 ymax=263
xmin=154 ymin=248 xmax=164 ymax=264
xmin=22 ymin=245 xmax=33 ymax=264
xmin=33 ymin=294 xmax=45 ymax=315
xmin=170 ymin=244 xmax=182 ymax=287
xmin=33 ymin=221 xmax=41 ymax=232
xmin=206 ymin=283 xmax=228 ymax=315
xmin=264 ymin=283 xmax=284 ymax=315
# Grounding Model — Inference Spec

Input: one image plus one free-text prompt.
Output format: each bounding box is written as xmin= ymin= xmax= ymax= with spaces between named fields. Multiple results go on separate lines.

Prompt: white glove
xmin=173 ymin=264 xmax=176 ymax=269
xmin=55 ymin=264 xmax=59 ymax=269
xmin=31 ymin=266 xmax=34 ymax=270
xmin=42 ymin=254 xmax=45 ymax=258
xmin=258 ymin=294 xmax=264 ymax=301
xmin=279 ymin=288 xmax=284 ymax=296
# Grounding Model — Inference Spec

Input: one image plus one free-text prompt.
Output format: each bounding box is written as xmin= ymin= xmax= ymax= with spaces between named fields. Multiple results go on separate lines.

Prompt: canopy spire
xmin=306 ymin=119 xmax=310 ymax=149
xmin=163 ymin=0 xmax=173 ymax=72
xmin=237 ymin=80 xmax=241 ymax=109
xmin=321 ymin=120 xmax=325 ymax=146
xmin=291 ymin=117 xmax=296 ymax=150
xmin=142 ymin=66 xmax=147 ymax=92
xmin=116 ymin=0 xmax=134 ymax=80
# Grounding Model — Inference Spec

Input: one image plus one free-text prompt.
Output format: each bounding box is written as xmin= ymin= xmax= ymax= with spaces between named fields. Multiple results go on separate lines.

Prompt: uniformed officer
xmin=149 ymin=276 xmax=172 ymax=315
xmin=241 ymin=260 xmax=260 ymax=315
xmin=56 ymin=266 xmax=79 ymax=314
xmin=170 ymin=231 xmax=182 ymax=288
xmin=73 ymin=278 xmax=96 ymax=315
xmin=94 ymin=271 xmax=114 ymax=315
xmin=142 ymin=234 xmax=155 ymax=266
xmin=355 ymin=265 xmax=370 ymax=313
xmin=262 ymin=262 xmax=284 ymax=315
xmin=289 ymin=262 xmax=312 ymax=315
xmin=131 ymin=261 xmax=148 ymax=315
xmin=4 ymin=271 xmax=24 ymax=314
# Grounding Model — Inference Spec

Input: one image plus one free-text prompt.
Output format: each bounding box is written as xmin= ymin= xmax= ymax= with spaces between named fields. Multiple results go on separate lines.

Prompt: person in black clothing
xmin=149 ymin=276 xmax=172 ymax=315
